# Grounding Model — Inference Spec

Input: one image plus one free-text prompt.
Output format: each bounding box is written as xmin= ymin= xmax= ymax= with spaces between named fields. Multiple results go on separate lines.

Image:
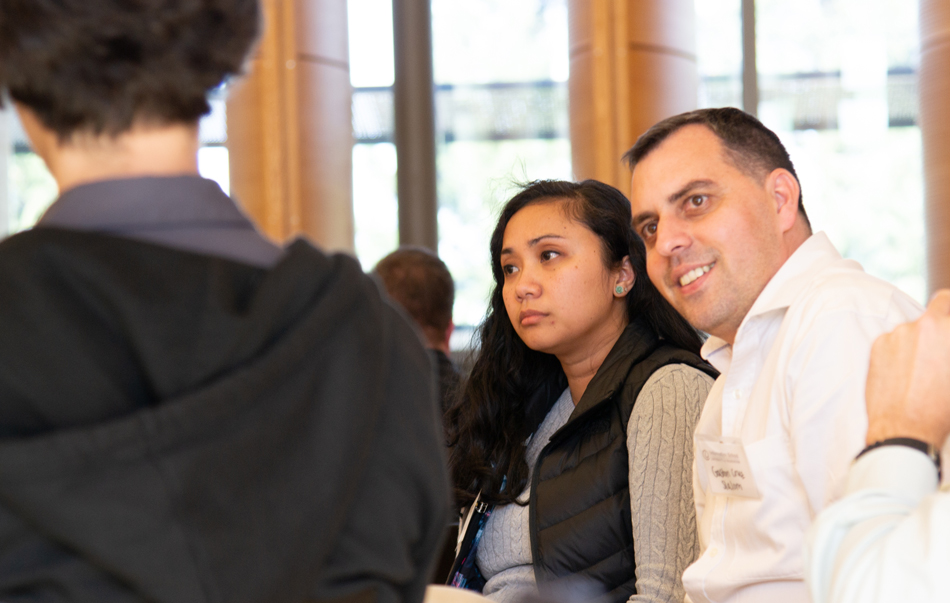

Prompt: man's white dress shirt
xmin=805 ymin=445 xmax=949 ymax=603
xmin=682 ymin=232 xmax=922 ymax=603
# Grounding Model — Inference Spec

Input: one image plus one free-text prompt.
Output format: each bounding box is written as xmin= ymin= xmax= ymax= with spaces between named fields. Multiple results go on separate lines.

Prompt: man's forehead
xmin=630 ymin=125 xmax=730 ymax=205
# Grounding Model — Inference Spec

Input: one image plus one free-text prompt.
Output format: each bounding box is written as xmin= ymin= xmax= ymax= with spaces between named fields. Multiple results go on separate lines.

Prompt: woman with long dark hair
xmin=445 ymin=180 xmax=717 ymax=603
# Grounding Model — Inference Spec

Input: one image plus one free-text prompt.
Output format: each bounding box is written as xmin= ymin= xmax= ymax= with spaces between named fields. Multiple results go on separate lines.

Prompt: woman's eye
xmin=502 ymin=264 xmax=518 ymax=275
xmin=688 ymin=195 xmax=706 ymax=208
xmin=540 ymin=250 xmax=559 ymax=262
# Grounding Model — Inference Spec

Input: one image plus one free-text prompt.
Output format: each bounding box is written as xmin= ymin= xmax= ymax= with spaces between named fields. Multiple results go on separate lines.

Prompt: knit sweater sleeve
xmin=626 ymin=364 xmax=713 ymax=603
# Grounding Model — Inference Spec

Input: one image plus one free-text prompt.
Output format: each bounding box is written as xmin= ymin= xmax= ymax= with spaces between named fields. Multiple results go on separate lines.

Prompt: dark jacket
xmin=0 ymin=228 xmax=450 ymax=603
xmin=448 ymin=321 xmax=716 ymax=600
xmin=529 ymin=319 xmax=716 ymax=601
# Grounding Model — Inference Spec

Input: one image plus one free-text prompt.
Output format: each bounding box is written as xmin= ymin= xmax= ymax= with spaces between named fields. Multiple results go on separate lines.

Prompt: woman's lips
xmin=519 ymin=310 xmax=547 ymax=326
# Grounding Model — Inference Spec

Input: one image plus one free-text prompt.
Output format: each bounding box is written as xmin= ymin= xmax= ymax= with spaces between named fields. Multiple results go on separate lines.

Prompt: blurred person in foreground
xmin=625 ymin=107 xmax=922 ymax=602
xmin=374 ymin=247 xmax=461 ymax=415
xmin=806 ymin=289 xmax=950 ymax=602
xmin=0 ymin=1 xmax=449 ymax=602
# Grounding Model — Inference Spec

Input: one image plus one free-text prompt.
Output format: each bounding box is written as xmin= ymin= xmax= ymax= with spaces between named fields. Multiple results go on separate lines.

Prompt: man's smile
xmin=678 ymin=262 xmax=715 ymax=287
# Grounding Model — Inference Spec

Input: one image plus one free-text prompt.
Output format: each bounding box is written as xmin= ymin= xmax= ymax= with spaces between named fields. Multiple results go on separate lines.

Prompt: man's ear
xmin=766 ymin=168 xmax=801 ymax=234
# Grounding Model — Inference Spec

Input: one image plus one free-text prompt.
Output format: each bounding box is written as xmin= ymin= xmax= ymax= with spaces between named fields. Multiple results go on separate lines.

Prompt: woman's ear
xmin=613 ymin=256 xmax=635 ymax=297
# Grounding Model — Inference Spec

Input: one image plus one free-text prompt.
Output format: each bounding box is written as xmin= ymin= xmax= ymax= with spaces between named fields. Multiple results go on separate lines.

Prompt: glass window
xmin=349 ymin=0 xmax=571 ymax=329
xmin=696 ymin=0 xmax=743 ymax=109
xmin=348 ymin=0 xmax=398 ymax=271
xmin=434 ymin=0 xmax=570 ymax=328
xmin=5 ymin=109 xmax=57 ymax=236
xmin=696 ymin=0 xmax=925 ymax=302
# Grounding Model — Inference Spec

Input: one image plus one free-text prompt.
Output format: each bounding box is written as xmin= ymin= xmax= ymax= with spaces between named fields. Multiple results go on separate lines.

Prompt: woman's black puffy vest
xmin=529 ymin=319 xmax=717 ymax=602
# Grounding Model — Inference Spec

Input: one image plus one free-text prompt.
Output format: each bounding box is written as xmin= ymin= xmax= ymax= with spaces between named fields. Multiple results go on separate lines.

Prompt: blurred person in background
xmin=0 ymin=1 xmax=449 ymax=601
xmin=375 ymin=246 xmax=462 ymax=585
xmin=375 ymin=246 xmax=462 ymax=415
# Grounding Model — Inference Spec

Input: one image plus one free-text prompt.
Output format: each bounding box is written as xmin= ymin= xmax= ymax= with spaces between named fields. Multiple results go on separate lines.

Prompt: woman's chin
xmin=518 ymin=333 xmax=565 ymax=358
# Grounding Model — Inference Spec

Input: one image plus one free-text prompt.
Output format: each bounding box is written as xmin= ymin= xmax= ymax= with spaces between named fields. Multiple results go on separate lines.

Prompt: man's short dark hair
xmin=374 ymin=247 xmax=455 ymax=345
xmin=0 ymin=0 xmax=260 ymax=140
xmin=623 ymin=107 xmax=810 ymax=228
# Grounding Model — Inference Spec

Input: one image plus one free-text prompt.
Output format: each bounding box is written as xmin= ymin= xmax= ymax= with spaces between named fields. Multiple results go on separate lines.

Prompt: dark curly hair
xmin=446 ymin=179 xmax=704 ymax=508
xmin=0 ymin=0 xmax=260 ymax=139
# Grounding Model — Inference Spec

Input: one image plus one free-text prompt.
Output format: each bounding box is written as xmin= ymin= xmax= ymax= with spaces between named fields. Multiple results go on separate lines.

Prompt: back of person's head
xmin=0 ymin=0 xmax=260 ymax=140
xmin=623 ymin=107 xmax=811 ymax=230
xmin=374 ymin=246 xmax=455 ymax=350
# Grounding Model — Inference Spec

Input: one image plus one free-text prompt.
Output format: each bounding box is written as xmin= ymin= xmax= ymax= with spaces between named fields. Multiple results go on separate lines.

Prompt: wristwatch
xmin=857 ymin=437 xmax=942 ymax=479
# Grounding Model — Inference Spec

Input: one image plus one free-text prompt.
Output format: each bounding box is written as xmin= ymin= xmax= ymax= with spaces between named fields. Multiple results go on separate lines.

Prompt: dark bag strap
xmin=446 ymin=494 xmax=493 ymax=591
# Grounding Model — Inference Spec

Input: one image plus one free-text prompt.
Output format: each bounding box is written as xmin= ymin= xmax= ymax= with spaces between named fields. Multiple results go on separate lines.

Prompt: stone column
xmin=568 ymin=0 xmax=698 ymax=191
xmin=921 ymin=0 xmax=950 ymax=293
xmin=392 ymin=0 xmax=438 ymax=251
xmin=227 ymin=0 xmax=355 ymax=252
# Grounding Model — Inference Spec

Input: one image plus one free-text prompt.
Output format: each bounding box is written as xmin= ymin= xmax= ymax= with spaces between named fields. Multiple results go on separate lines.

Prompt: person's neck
xmin=558 ymin=317 xmax=627 ymax=406
xmin=717 ymin=223 xmax=813 ymax=346
xmin=41 ymin=122 xmax=200 ymax=194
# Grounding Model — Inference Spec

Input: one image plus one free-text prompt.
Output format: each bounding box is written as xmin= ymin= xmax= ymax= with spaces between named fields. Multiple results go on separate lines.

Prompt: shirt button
xmin=710 ymin=548 xmax=719 ymax=557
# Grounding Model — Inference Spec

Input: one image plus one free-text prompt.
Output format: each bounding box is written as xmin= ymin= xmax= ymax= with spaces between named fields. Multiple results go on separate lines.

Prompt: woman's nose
xmin=514 ymin=267 xmax=541 ymax=300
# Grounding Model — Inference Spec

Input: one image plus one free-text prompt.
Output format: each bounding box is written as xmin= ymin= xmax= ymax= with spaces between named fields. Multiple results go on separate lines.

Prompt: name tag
xmin=696 ymin=434 xmax=761 ymax=499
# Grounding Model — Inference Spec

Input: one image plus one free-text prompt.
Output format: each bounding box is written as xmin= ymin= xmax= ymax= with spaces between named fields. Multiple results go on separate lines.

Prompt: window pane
xmin=352 ymin=142 xmax=399 ymax=269
xmin=437 ymin=139 xmax=571 ymax=326
xmin=755 ymin=0 xmax=925 ymax=302
xmin=696 ymin=0 xmax=743 ymax=109
xmin=8 ymin=150 xmax=57 ymax=235
xmin=348 ymin=0 xmax=398 ymax=273
xmin=350 ymin=0 xmax=571 ymax=330
xmin=6 ymin=110 xmax=56 ymax=236
xmin=347 ymin=0 xmax=395 ymax=88
xmin=432 ymin=0 xmax=570 ymax=328
xmin=431 ymin=0 xmax=568 ymax=85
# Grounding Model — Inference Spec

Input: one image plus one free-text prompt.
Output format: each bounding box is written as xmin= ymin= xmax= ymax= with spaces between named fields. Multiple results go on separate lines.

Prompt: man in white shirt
xmin=806 ymin=289 xmax=950 ymax=603
xmin=624 ymin=107 xmax=922 ymax=603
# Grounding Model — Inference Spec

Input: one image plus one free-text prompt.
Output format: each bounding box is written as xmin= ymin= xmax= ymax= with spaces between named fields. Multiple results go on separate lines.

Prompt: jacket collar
xmin=568 ymin=317 xmax=659 ymax=421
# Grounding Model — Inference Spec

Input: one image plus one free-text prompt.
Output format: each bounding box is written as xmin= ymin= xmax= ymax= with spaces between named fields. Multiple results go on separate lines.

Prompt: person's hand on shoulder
xmin=865 ymin=289 xmax=950 ymax=448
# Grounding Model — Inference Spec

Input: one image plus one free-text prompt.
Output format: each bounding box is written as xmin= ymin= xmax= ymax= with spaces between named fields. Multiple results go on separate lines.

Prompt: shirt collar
xmin=699 ymin=232 xmax=842 ymax=364
xmin=37 ymin=175 xmax=252 ymax=231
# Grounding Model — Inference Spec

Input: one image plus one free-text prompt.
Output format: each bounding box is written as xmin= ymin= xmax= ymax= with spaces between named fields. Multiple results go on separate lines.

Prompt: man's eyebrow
xmin=667 ymin=179 xmax=714 ymax=204
xmin=632 ymin=180 xmax=715 ymax=228
xmin=500 ymin=234 xmax=564 ymax=256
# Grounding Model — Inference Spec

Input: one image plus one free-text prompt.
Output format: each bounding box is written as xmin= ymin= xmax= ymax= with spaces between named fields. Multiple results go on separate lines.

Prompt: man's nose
xmin=655 ymin=220 xmax=691 ymax=257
